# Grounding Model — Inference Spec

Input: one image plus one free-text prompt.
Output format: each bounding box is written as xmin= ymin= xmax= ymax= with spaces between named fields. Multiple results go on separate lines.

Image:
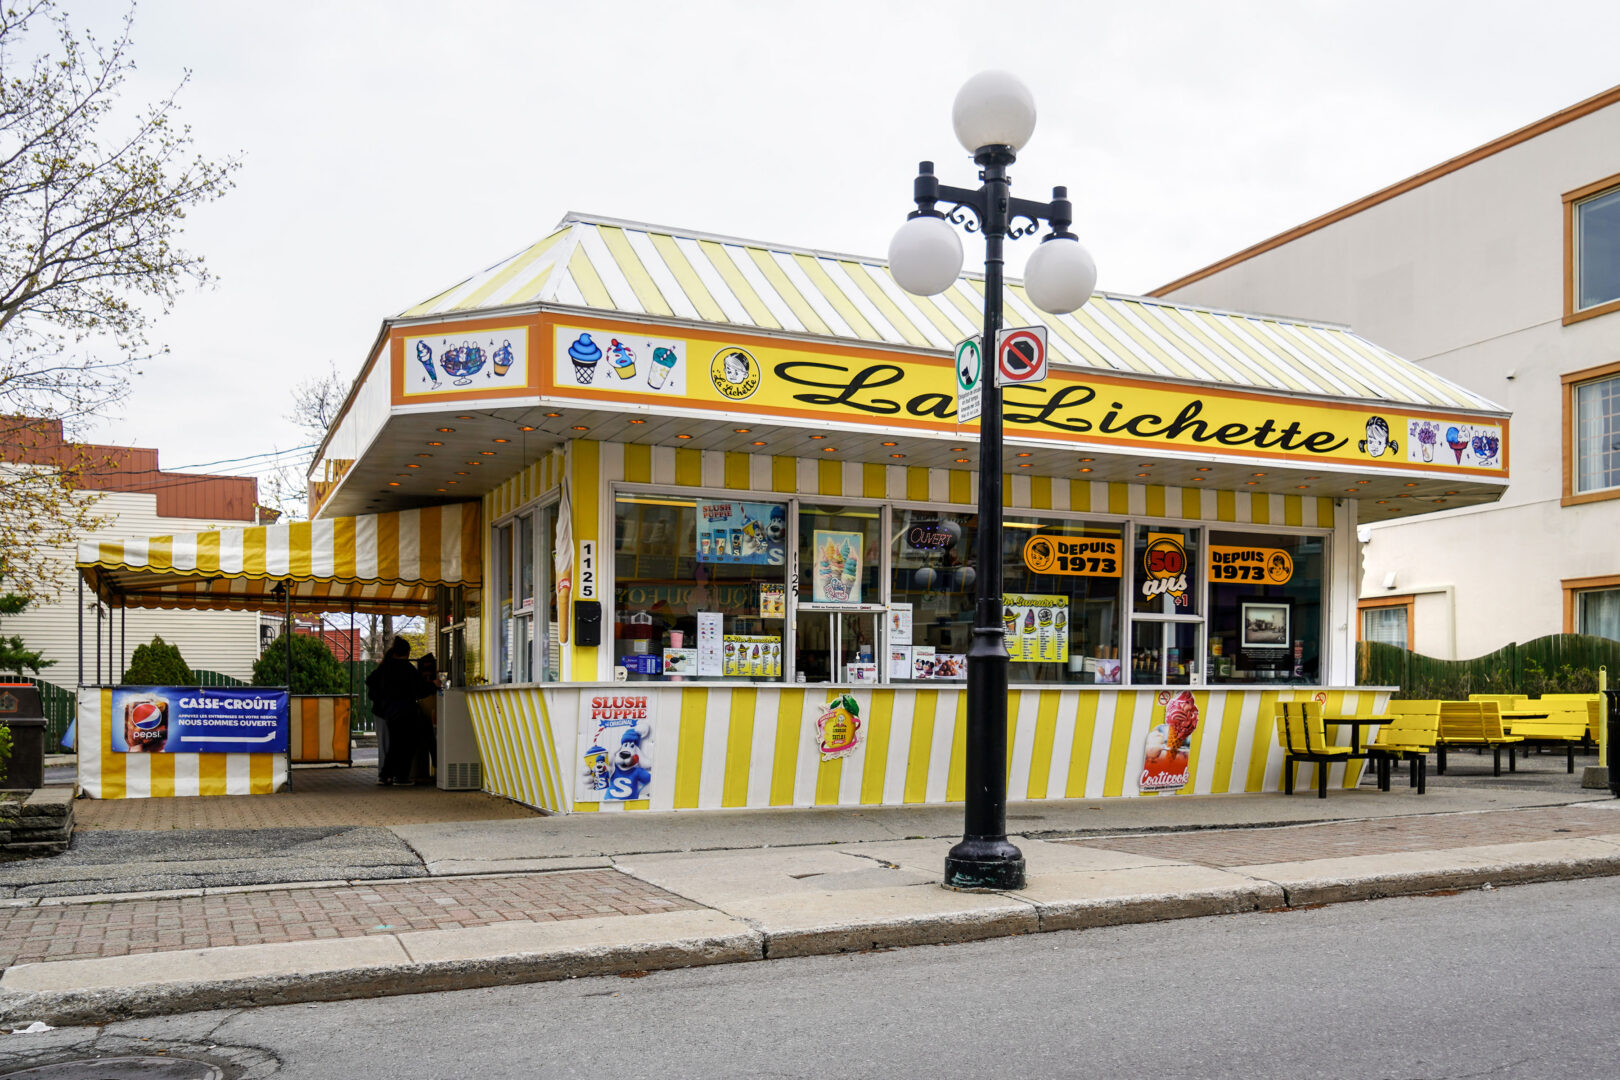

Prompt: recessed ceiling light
xmin=890 ymin=453 xmax=905 ymax=458
xmin=1251 ymin=472 xmax=1266 ymax=477
xmin=466 ymin=461 xmax=481 ymax=466
xmin=1346 ymin=488 xmax=1359 ymax=493
xmin=454 ymin=471 xmax=469 ymax=476
xmin=1079 ymin=457 xmax=1093 ymax=462
xmin=455 ymin=415 xmax=473 ymax=420
xmin=416 ymin=453 xmax=432 ymax=458
xmin=821 ymin=447 xmax=836 ymax=452
xmin=493 ymin=438 xmax=509 ymax=443
xmin=954 ymin=458 xmax=970 ymax=464
xmin=437 ymin=427 xmax=454 ymax=433
xmin=387 ymin=482 xmax=400 ymax=487
xmin=1444 ymin=490 xmax=1458 ymax=495
xmin=572 ymin=425 xmax=589 ymax=431
xmin=751 ymin=441 xmax=766 ymax=446
xmin=1137 ymin=463 xmax=1153 ymax=468
xmin=735 ymin=428 xmax=751 ymax=434
xmin=1017 ymin=463 xmax=1032 ymax=468
xmin=1296 ymin=485 xmax=1309 ymax=490
xmin=427 ymin=441 xmax=443 ymax=446
xmin=629 ymin=419 xmax=646 ymax=424
xmin=436 ymin=488 xmax=447 ymax=492
xmin=1015 ymin=452 xmax=1032 ymax=458
xmin=1434 ymin=498 xmax=1447 ymax=503
xmin=446 ymin=480 xmax=458 ymax=485
xmin=396 ymin=472 xmax=410 ymax=477
xmin=951 ymin=447 xmax=967 ymax=452
xmin=881 ymin=441 xmax=898 ymax=447
xmin=1079 ymin=467 xmax=1093 ymax=473
xmin=518 ymin=426 xmax=536 ymax=431
xmin=676 ymin=434 xmax=693 ymax=439
xmin=1375 ymin=499 xmax=1387 ymax=504
xmin=1244 ymin=481 xmax=1257 ymax=485
xmin=405 ymin=464 xmax=421 ymax=469
xmin=1136 ymin=472 xmax=1150 ymax=477
xmin=1189 ymin=476 xmax=1204 ymax=481
xmin=1304 ymin=476 xmax=1320 ymax=481
xmin=544 ymin=412 xmax=562 ymax=418
xmin=1404 ymin=482 xmax=1418 ymax=487
xmin=479 ymin=450 xmax=496 ymax=456
xmin=1355 ymin=480 xmax=1370 ymax=484
xmin=1195 ymin=467 xmax=1211 ymax=472
xmin=810 ymin=434 xmax=827 ymax=440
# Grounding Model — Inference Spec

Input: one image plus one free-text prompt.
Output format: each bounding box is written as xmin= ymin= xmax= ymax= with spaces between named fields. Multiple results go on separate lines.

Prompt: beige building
xmin=4 ymin=419 xmax=268 ymax=685
xmin=1154 ymin=85 xmax=1620 ymax=659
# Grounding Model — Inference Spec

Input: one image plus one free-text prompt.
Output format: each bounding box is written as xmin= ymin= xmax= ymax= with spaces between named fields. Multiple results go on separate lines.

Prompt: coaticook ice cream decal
xmin=1140 ymin=690 xmax=1200 ymax=793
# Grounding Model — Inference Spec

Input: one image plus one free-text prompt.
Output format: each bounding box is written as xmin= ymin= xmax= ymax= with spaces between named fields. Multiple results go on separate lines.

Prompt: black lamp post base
xmin=943 ymin=836 xmax=1026 ymax=891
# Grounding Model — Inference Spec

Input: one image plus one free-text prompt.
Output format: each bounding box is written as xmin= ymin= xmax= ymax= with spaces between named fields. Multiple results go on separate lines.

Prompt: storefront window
xmin=493 ymin=510 xmax=543 ymax=684
xmin=796 ymin=505 xmax=883 ymax=683
xmin=494 ymin=522 xmax=513 ymax=683
xmin=889 ymin=510 xmax=976 ymax=683
xmin=613 ymin=494 xmax=786 ymax=682
xmin=1004 ymin=517 xmax=1123 ymax=684
xmin=1205 ymin=530 xmax=1325 ymax=685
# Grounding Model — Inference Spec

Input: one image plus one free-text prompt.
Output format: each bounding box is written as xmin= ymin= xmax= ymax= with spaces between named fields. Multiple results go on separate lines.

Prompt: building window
xmin=1565 ymin=173 xmax=1620 ymax=324
xmin=1563 ymin=362 xmax=1620 ymax=504
xmin=1205 ymin=531 xmax=1326 ymax=685
xmin=1564 ymin=576 xmax=1620 ymax=640
xmin=1359 ymin=602 xmax=1411 ymax=650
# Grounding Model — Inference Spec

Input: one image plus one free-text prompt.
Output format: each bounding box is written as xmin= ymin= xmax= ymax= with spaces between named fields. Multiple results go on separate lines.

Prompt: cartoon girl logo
xmin=709 ymin=347 xmax=761 ymax=401
xmin=1358 ymin=416 xmax=1398 ymax=458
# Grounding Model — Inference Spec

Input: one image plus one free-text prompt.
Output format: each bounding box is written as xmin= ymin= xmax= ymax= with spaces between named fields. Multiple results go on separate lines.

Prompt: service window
xmin=889 ymin=510 xmax=976 ymax=683
xmin=795 ymin=504 xmax=884 ymax=684
xmin=1205 ymin=530 xmax=1326 ymax=685
xmin=613 ymin=494 xmax=787 ymax=682
xmin=1130 ymin=524 xmax=1202 ymax=684
xmin=1004 ymin=517 xmax=1124 ymax=683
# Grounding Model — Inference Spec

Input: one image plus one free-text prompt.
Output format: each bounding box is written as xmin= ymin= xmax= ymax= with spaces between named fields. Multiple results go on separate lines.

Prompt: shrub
xmin=253 ymin=632 xmax=349 ymax=694
xmin=123 ymin=637 xmax=194 ymax=686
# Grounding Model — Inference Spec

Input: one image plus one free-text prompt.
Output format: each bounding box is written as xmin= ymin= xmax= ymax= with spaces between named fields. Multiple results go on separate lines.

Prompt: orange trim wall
xmin=1563 ymin=170 xmax=1620 ymax=326
xmin=1560 ymin=358 xmax=1620 ymax=506
xmin=1562 ymin=574 xmax=1620 ymax=633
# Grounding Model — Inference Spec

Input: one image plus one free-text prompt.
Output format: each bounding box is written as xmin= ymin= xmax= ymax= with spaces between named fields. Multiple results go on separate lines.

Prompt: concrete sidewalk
xmin=2 ymin=786 xmax=1618 ymax=1028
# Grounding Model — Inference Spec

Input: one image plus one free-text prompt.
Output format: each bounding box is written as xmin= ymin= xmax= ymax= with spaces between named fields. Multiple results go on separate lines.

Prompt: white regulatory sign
xmin=955 ymin=336 xmax=982 ymax=424
xmin=995 ymin=325 xmax=1048 ymax=386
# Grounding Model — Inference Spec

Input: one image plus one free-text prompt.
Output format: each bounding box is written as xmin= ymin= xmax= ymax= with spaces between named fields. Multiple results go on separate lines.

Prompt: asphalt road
xmin=7 ymin=877 xmax=1617 ymax=1079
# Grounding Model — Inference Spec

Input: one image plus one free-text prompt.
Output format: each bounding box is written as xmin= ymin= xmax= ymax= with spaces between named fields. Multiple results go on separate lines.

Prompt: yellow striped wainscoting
xmin=475 ymin=684 xmax=1391 ymax=814
xmin=487 ymin=447 xmax=566 ymax=520
xmin=288 ymin=695 xmax=352 ymax=764
xmin=75 ymin=689 xmax=286 ymax=799
xmin=591 ymin=441 xmax=1339 ymax=527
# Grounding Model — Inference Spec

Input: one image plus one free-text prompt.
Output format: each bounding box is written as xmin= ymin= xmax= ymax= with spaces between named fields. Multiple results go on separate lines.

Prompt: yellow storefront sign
xmin=1022 ymin=535 xmax=1123 ymax=577
xmin=1209 ymin=546 xmax=1294 ymax=585
xmin=534 ymin=316 xmax=1508 ymax=476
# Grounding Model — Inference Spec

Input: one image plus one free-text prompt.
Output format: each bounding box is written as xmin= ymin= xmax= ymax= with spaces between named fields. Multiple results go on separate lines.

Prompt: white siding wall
xmin=1163 ymin=101 xmax=1620 ymax=658
xmin=6 ymin=487 xmax=263 ymax=685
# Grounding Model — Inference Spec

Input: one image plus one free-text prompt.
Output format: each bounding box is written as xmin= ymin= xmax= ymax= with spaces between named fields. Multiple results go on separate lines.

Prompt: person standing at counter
xmin=366 ymin=637 xmax=433 ymax=786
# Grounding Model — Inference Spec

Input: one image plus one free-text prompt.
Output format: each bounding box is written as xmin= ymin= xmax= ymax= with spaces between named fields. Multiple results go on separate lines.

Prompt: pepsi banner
xmin=112 ymin=686 xmax=289 ymax=755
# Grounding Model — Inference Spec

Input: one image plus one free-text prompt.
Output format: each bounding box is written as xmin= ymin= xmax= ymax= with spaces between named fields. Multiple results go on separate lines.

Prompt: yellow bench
xmin=1468 ymin=693 xmax=1527 ymax=710
xmin=1508 ymin=714 xmax=1589 ymax=773
xmin=1368 ymin=705 xmax=1439 ymax=793
xmin=1275 ymin=700 xmax=1354 ymax=799
xmin=1536 ymin=694 xmax=1601 ymax=745
xmin=1437 ymin=701 xmax=1522 ymax=776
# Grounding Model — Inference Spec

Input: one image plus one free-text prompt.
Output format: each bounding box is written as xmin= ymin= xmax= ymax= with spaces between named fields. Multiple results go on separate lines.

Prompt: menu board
xmin=888 ymin=603 xmax=913 ymax=645
xmin=697 ymin=612 xmax=724 ymax=676
xmin=1003 ymin=593 xmax=1069 ymax=664
xmin=758 ymin=583 xmax=786 ymax=618
xmin=723 ymin=635 xmax=782 ymax=677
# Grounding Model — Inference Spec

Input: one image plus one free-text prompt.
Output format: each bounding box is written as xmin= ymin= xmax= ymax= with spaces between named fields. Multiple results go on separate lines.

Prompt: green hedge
xmin=1358 ymin=634 xmax=1619 ymax=699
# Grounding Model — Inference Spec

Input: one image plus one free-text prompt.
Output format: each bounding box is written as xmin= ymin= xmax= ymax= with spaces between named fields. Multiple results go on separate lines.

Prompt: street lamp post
xmin=888 ymin=72 xmax=1097 ymax=891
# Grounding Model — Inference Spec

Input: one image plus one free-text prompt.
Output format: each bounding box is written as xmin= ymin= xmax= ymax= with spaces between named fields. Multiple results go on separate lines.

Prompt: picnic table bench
xmin=1503 ymin=713 xmax=1587 ymax=773
xmin=1437 ymin=701 xmax=1522 ymax=776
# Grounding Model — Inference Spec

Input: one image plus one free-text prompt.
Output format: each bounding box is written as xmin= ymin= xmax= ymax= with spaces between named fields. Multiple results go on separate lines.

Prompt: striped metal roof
xmin=401 ymin=213 xmax=1503 ymax=414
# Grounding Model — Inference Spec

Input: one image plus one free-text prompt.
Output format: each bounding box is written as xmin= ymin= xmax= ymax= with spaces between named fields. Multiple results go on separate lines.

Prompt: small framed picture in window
xmin=1240 ymin=600 xmax=1290 ymax=649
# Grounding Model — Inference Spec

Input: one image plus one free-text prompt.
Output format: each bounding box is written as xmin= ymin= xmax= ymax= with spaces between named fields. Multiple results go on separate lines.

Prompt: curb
xmin=5 ymin=844 xmax=1617 ymax=1028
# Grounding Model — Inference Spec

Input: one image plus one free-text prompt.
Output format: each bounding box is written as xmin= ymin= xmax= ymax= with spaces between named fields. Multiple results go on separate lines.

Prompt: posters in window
xmin=696 ymin=612 xmax=724 ymax=676
xmin=1139 ymin=690 xmax=1199 ymax=794
xmin=696 ymin=501 xmax=786 ymax=565
xmin=888 ymin=602 xmax=913 ymax=645
xmin=1002 ymin=594 xmax=1069 ymax=664
xmin=578 ymin=694 xmax=655 ymax=802
xmin=812 ymin=530 xmax=863 ymax=603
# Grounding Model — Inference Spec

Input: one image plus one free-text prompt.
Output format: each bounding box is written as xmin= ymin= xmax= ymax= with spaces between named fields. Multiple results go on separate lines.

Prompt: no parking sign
xmin=995 ymin=326 xmax=1048 ymax=386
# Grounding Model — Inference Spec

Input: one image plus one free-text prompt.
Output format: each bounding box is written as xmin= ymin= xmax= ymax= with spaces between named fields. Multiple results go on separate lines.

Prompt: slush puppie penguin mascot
xmin=1358 ymin=416 xmax=1397 ymax=458
xmin=607 ymin=726 xmax=653 ymax=801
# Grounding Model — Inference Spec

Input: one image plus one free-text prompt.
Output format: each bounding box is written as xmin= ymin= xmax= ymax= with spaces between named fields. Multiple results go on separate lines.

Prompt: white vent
xmin=443 ymin=762 xmax=481 ymax=790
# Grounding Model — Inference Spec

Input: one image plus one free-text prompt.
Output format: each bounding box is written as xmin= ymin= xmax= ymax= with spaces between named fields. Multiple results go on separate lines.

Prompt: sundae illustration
xmin=568 ymin=333 xmax=602 ymax=384
xmin=648 ymin=346 xmax=679 ymax=389
xmin=416 ymin=341 xmax=439 ymax=388
xmin=1471 ymin=433 xmax=1500 ymax=464
xmin=816 ymin=694 xmax=862 ymax=760
xmin=1410 ymin=420 xmax=1439 ymax=462
xmin=1358 ymin=416 xmax=1397 ymax=458
xmin=1445 ymin=425 xmax=1469 ymax=464
xmin=492 ymin=339 xmax=515 ymax=377
xmin=1037 ymin=607 xmax=1052 ymax=627
xmin=1140 ymin=690 xmax=1200 ymax=793
xmin=608 ymin=338 xmax=637 ymax=380
xmin=440 ymin=341 xmax=486 ymax=386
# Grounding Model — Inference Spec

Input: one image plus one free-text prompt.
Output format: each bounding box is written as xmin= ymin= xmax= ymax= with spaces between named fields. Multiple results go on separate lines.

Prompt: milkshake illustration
xmin=608 ymin=338 xmax=637 ymax=380
xmin=416 ymin=341 xmax=439 ymax=388
xmin=648 ymin=346 xmax=679 ymax=389
xmin=492 ymin=339 xmax=515 ymax=377
xmin=568 ymin=333 xmax=602 ymax=384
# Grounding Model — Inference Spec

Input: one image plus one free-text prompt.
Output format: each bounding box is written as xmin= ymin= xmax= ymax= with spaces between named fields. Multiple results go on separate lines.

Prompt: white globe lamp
xmin=1023 ymin=236 xmax=1097 ymax=315
xmin=952 ymin=70 xmax=1037 ymax=153
xmin=888 ymin=214 xmax=964 ymax=296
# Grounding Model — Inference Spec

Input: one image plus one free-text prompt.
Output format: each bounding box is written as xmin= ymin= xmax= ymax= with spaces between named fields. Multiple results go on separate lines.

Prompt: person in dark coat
xmin=365 ymin=637 xmax=433 ymax=786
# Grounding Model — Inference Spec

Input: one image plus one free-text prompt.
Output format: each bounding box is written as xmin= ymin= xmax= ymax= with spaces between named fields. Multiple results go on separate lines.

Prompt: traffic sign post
xmin=994 ymin=325 xmax=1048 ymax=386
xmin=955 ymin=336 xmax=982 ymax=423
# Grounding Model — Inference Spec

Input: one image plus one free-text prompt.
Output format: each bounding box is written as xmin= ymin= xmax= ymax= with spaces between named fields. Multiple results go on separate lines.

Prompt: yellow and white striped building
xmin=295 ymin=212 xmax=1512 ymax=813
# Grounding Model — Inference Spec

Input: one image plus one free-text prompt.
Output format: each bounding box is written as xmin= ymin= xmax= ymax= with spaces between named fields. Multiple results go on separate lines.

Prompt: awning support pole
xmin=284 ymin=579 xmax=293 ymax=792
xmin=77 ymin=575 xmax=84 ymax=688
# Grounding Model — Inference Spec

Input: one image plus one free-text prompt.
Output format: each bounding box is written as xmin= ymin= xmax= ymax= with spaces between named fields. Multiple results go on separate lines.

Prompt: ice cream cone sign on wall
xmin=555 ymin=479 xmax=574 ymax=645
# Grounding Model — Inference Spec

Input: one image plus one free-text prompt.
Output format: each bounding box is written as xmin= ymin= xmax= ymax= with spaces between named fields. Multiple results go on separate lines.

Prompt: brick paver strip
xmin=0 ymin=871 xmax=699 ymax=969
xmin=1075 ymin=806 xmax=1620 ymax=867
xmin=72 ymin=764 xmax=538 ymax=831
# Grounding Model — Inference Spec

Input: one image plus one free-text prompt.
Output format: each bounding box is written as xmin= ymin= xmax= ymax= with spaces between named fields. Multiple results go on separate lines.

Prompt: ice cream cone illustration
xmin=568 ymin=333 xmax=602 ymax=384
xmin=648 ymin=346 xmax=679 ymax=389
xmin=608 ymin=338 xmax=636 ymax=380
xmin=416 ymin=341 xmax=440 ymax=388
xmin=492 ymin=339 xmax=515 ymax=377
xmin=1003 ymin=607 xmax=1017 ymax=635
xmin=557 ymin=581 xmax=572 ymax=644
xmin=1163 ymin=690 xmax=1199 ymax=752
xmin=1023 ymin=609 xmax=1035 ymax=632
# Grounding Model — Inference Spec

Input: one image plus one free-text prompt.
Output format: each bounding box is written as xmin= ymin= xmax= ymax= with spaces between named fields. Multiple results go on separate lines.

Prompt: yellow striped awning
xmin=76 ymin=503 xmax=481 ymax=615
xmin=398 ymin=212 xmax=1501 ymax=414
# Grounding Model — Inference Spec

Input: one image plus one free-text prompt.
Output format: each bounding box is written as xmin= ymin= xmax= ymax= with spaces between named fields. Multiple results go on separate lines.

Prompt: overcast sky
xmin=58 ymin=0 xmax=1620 ymax=497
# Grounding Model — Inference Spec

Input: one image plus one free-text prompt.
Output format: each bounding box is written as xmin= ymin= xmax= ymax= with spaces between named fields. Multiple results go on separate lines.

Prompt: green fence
xmin=1358 ymin=634 xmax=1620 ymax=699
